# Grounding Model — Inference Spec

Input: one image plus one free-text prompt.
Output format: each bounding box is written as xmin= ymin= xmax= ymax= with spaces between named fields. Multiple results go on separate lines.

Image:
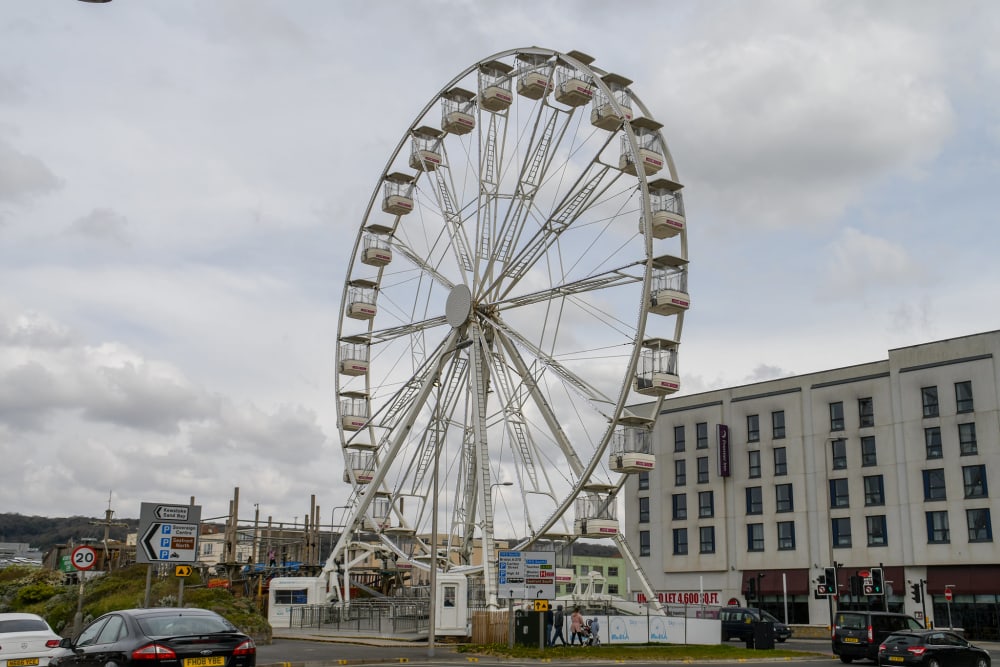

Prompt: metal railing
xmin=288 ymin=600 xmax=430 ymax=635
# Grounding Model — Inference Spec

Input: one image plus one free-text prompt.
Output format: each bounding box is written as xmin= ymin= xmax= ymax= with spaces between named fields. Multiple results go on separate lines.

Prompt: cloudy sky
xmin=2 ymin=1 xmax=999 ymax=526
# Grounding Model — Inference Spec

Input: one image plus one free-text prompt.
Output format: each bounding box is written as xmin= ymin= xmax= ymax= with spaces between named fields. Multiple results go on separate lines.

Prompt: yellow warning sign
xmin=175 ymin=565 xmax=193 ymax=577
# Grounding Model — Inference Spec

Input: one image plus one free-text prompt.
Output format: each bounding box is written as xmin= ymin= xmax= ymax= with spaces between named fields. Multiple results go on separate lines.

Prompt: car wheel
xmin=839 ymin=656 xmax=853 ymax=664
xmin=928 ymin=659 xmax=941 ymax=667
xmin=975 ymin=659 xmax=988 ymax=667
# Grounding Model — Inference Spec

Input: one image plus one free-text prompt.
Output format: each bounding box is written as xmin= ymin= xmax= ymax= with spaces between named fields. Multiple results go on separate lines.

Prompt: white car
xmin=0 ymin=613 xmax=62 ymax=667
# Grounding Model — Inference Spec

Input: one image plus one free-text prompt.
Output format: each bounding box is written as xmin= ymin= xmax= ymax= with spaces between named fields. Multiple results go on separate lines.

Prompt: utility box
xmin=752 ymin=621 xmax=775 ymax=650
xmin=514 ymin=609 xmax=544 ymax=647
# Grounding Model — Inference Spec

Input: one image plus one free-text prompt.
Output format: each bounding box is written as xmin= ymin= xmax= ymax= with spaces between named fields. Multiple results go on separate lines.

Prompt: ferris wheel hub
xmin=445 ymin=284 xmax=473 ymax=328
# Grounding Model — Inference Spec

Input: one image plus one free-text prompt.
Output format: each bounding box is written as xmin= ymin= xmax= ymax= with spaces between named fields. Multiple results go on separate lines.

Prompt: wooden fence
xmin=471 ymin=609 xmax=509 ymax=644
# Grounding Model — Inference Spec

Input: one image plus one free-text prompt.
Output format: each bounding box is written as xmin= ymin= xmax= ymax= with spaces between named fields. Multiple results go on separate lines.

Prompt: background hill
xmin=0 ymin=513 xmax=137 ymax=552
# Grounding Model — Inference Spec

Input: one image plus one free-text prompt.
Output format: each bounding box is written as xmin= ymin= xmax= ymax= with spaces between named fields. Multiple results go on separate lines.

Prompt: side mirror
xmin=59 ymin=638 xmax=74 ymax=649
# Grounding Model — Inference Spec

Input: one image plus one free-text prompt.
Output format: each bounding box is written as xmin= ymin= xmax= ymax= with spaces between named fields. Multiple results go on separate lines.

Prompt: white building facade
xmin=623 ymin=331 xmax=1000 ymax=638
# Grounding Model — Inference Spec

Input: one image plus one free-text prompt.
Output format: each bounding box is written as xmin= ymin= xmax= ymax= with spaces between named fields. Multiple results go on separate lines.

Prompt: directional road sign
xmin=175 ymin=565 xmax=193 ymax=577
xmin=136 ymin=502 xmax=201 ymax=564
xmin=497 ymin=550 xmax=555 ymax=599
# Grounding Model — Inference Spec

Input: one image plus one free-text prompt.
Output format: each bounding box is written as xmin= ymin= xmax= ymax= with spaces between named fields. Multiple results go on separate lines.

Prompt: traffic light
xmin=824 ymin=566 xmax=837 ymax=594
xmin=870 ymin=567 xmax=884 ymax=596
xmin=745 ymin=576 xmax=757 ymax=600
xmin=911 ymin=582 xmax=922 ymax=603
xmin=850 ymin=575 xmax=863 ymax=597
xmin=817 ymin=572 xmax=834 ymax=596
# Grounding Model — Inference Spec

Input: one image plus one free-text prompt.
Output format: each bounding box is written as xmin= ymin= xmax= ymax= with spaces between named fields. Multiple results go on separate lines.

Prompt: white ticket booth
xmin=267 ymin=576 xmax=325 ymax=628
xmin=435 ymin=572 xmax=469 ymax=636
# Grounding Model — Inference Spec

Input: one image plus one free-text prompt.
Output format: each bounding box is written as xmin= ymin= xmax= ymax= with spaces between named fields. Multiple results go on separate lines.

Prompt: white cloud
xmin=823 ymin=227 xmax=921 ymax=295
xmin=0 ymin=137 xmax=61 ymax=203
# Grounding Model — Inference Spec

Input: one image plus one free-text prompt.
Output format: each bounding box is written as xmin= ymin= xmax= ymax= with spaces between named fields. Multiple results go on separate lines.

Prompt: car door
xmin=927 ymin=632 xmax=966 ymax=667
xmin=67 ymin=615 xmax=128 ymax=667
xmin=60 ymin=618 xmax=108 ymax=667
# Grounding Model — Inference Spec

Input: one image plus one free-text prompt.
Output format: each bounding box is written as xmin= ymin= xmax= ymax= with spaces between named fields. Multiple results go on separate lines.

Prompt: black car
xmin=719 ymin=607 xmax=792 ymax=643
xmin=878 ymin=629 xmax=990 ymax=667
xmin=833 ymin=611 xmax=924 ymax=663
xmin=51 ymin=608 xmax=255 ymax=667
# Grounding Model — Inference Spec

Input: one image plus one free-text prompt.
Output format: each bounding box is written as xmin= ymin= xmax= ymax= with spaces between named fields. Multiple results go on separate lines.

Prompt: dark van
xmin=720 ymin=607 xmax=792 ymax=643
xmin=832 ymin=611 xmax=923 ymax=662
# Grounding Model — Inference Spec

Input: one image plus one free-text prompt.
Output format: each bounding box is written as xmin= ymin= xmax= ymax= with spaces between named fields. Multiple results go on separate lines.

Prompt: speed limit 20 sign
xmin=71 ymin=545 xmax=98 ymax=571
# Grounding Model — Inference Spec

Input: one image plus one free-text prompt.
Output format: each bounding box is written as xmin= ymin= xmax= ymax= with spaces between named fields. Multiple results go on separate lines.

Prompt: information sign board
xmin=497 ymin=550 xmax=555 ymax=599
xmin=136 ymin=502 xmax=201 ymax=564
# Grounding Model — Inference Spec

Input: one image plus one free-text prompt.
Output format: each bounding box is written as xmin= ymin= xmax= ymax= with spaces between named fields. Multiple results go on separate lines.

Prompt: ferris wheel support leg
xmin=613 ymin=531 xmax=664 ymax=615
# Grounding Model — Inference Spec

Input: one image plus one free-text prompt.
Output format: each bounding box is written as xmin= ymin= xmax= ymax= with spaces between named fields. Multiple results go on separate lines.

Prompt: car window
xmin=836 ymin=613 xmax=865 ymax=630
xmin=904 ymin=617 xmax=923 ymax=630
xmin=0 ymin=619 xmax=52 ymax=633
xmin=137 ymin=614 xmax=235 ymax=637
xmin=96 ymin=616 xmax=126 ymax=645
xmin=76 ymin=618 xmax=109 ymax=647
xmin=885 ymin=634 xmax=918 ymax=647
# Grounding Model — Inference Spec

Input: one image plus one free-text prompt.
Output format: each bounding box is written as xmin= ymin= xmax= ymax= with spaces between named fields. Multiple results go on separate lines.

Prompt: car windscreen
xmin=835 ymin=613 xmax=866 ymax=630
xmin=0 ymin=619 xmax=51 ymax=633
xmin=884 ymin=634 xmax=920 ymax=647
xmin=137 ymin=615 xmax=236 ymax=637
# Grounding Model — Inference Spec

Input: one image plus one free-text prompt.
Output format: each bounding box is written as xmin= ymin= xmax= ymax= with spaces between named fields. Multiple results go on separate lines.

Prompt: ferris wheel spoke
xmin=490 ymin=261 xmax=644 ymax=312
xmin=388 ymin=237 xmax=456 ymax=291
xmin=362 ymin=315 xmax=448 ymax=346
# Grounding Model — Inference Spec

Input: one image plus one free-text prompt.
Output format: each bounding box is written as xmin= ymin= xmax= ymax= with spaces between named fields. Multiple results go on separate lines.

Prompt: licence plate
xmin=843 ymin=637 xmax=859 ymax=643
xmin=182 ymin=658 xmax=225 ymax=667
xmin=889 ymin=657 xmax=905 ymax=663
xmin=8 ymin=660 xmax=40 ymax=667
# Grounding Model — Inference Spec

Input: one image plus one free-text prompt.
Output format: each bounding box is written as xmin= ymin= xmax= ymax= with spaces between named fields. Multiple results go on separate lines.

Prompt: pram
xmin=579 ymin=619 xmax=601 ymax=646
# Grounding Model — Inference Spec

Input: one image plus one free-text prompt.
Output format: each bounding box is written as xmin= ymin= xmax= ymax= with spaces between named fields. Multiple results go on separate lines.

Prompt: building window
xmin=699 ymin=526 xmax=715 ymax=554
xmin=967 ymin=508 xmax=993 ymax=542
xmin=697 ymin=456 xmax=709 ymax=483
xmin=608 ymin=566 xmax=619 ymax=577
xmin=772 ymin=410 xmax=785 ymax=439
xmin=672 ymin=493 xmax=687 ymax=520
xmin=926 ymin=511 xmax=950 ymax=544
xmin=672 ymin=528 xmax=687 ymax=555
xmin=777 ymin=521 xmax=795 ymax=550
xmin=774 ymin=447 xmax=787 ymax=476
xmin=699 ymin=491 xmax=714 ymax=518
xmin=675 ymin=459 xmax=686 ymax=486
xmin=831 ymin=438 xmax=848 ymax=470
xmin=861 ymin=436 xmax=877 ymax=467
xmin=203 ymin=543 xmax=213 ymax=555
xmin=696 ymin=422 xmax=708 ymax=449
xmin=925 ymin=427 xmax=942 ymax=459
xmin=638 ymin=497 xmax=650 ymax=523
xmin=581 ymin=565 xmax=590 ymax=575
xmin=830 ymin=478 xmax=850 ymax=508
xmin=748 ymin=523 xmax=765 ymax=552
xmin=607 ymin=584 xmax=619 ymax=595
xmin=955 ymin=381 xmax=974 ymax=413
xmin=639 ymin=530 xmax=651 ymax=556
xmin=959 ymin=422 xmax=978 ymax=455
xmin=776 ymin=483 xmax=793 ymax=512
xmin=864 ymin=475 xmax=885 ymax=506
xmin=923 ymin=469 xmax=946 ymax=501
xmin=858 ymin=397 xmax=874 ymax=428
xmin=638 ymin=471 xmax=649 ymax=490
xmin=748 ymin=450 xmax=761 ymax=478
xmin=832 ymin=517 xmax=852 ymax=548
xmin=746 ymin=486 xmax=763 ymax=515
xmin=963 ymin=465 xmax=988 ymax=498
xmin=747 ymin=414 xmax=760 ymax=443
xmin=867 ymin=515 xmax=888 ymax=546
xmin=922 ymin=386 xmax=939 ymax=418
xmin=830 ymin=401 xmax=845 ymax=431
xmin=674 ymin=425 xmax=686 ymax=452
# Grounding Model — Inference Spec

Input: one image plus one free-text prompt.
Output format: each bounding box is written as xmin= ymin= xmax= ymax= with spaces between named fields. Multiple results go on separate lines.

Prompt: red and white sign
xmin=637 ymin=591 xmax=721 ymax=605
xmin=71 ymin=545 xmax=98 ymax=571
xmin=945 ymin=588 xmax=953 ymax=601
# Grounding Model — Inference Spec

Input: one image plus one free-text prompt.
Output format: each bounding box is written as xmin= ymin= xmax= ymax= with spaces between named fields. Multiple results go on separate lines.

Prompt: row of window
xmin=636 ymin=507 xmax=994 ymax=558
xmin=729 ymin=381 xmax=976 ymax=444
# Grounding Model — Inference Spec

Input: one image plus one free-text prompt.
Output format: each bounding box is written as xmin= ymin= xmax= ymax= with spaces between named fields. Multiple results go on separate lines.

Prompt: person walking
xmin=550 ymin=605 xmax=567 ymax=646
xmin=544 ymin=606 xmax=554 ymax=647
xmin=570 ymin=607 xmax=584 ymax=645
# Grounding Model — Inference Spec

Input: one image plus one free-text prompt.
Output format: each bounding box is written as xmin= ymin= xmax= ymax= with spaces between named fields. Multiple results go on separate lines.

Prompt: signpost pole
xmin=74 ymin=576 xmax=85 ymax=636
xmin=144 ymin=565 xmax=152 ymax=608
xmin=507 ymin=597 xmax=514 ymax=649
xmin=178 ymin=577 xmax=185 ymax=607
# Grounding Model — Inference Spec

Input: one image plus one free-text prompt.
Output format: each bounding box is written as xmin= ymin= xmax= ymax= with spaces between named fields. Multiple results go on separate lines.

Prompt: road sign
xmin=136 ymin=502 xmax=201 ymax=564
xmin=497 ymin=550 xmax=555 ymax=599
xmin=71 ymin=545 xmax=98 ymax=571
xmin=175 ymin=565 xmax=193 ymax=577
xmin=945 ymin=588 xmax=953 ymax=601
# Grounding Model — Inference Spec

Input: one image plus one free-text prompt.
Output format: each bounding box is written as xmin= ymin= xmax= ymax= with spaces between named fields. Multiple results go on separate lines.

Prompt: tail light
xmin=879 ymin=643 xmax=887 ymax=652
xmin=46 ymin=640 xmax=61 ymax=648
xmin=233 ymin=639 xmax=256 ymax=656
xmin=908 ymin=646 xmax=927 ymax=656
xmin=131 ymin=643 xmax=178 ymax=660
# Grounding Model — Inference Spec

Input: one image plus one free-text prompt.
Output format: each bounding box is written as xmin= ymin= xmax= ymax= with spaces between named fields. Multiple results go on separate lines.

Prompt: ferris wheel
xmin=327 ymin=47 xmax=689 ymax=605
